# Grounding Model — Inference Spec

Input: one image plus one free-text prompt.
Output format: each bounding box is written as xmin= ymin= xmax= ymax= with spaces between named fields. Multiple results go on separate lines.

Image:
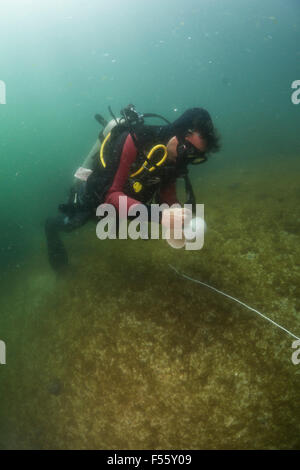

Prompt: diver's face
xmin=185 ymin=131 xmax=207 ymax=153
xmin=166 ymin=132 xmax=207 ymax=163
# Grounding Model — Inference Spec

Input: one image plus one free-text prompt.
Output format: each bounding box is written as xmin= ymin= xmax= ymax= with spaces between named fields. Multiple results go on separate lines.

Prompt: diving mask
xmin=177 ymin=139 xmax=207 ymax=165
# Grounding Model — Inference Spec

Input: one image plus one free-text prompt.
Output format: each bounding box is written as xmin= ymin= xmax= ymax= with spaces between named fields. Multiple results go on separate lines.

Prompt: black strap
xmin=183 ymin=174 xmax=196 ymax=212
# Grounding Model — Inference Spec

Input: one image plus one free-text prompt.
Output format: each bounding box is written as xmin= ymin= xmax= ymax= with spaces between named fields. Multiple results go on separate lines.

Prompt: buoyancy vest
xmin=84 ymin=127 xmax=179 ymax=209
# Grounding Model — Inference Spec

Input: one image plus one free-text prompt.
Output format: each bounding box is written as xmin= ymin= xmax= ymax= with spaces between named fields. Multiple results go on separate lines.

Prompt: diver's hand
xmin=161 ymin=207 xmax=192 ymax=249
xmin=161 ymin=207 xmax=192 ymax=230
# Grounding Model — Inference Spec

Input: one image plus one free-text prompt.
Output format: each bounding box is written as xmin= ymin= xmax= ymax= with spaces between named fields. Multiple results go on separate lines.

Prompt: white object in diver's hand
xmin=184 ymin=216 xmax=207 ymax=241
xmin=162 ymin=207 xmax=192 ymax=249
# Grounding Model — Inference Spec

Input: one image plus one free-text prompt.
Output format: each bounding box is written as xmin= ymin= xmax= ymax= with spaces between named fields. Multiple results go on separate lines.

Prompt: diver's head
xmin=166 ymin=132 xmax=207 ymax=163
xmin=166 ymin=107 xmax=220 ymax=165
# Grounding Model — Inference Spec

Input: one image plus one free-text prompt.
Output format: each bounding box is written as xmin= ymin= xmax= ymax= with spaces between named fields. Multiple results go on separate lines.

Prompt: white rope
xmin=169 ymin=265 xmax=299 ymax=341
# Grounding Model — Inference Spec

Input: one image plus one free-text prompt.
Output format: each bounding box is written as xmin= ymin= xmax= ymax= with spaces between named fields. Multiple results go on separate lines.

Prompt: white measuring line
xmin=169 ymin=265 xmax=299 ymax=341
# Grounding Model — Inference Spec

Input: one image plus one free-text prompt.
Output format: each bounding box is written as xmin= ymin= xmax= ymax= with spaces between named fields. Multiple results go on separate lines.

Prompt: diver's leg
xmin=45 ymin=210 xmax=91 ymax=271
xmin=45 ymin=215 xmax=69 ymax=271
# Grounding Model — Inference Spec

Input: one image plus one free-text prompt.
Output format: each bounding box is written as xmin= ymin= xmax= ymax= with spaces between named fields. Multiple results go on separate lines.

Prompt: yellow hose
xmin=130 ymin=144 xmax=167 ymax=177
xmin=100 ymin=132 xmax=111 ymax=168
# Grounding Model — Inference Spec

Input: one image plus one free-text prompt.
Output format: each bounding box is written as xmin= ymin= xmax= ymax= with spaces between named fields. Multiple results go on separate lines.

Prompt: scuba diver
xmin=45 ymin=105 xmax=220 ymax=271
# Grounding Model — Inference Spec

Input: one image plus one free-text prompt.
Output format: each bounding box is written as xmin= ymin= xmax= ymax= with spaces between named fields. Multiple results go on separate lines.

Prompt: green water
xmin=0 ymin=0 xmax=299 ymax=449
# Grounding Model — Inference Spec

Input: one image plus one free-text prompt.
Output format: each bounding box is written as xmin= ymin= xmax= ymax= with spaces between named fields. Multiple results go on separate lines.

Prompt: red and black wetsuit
xmin=45 ymin=106 xmax=213 ymax=270
xmin=45 ymin=131 xmax=179 ymax=272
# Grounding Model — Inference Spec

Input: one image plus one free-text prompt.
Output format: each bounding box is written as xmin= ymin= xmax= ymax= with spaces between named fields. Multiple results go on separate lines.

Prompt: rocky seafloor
xmin=0 ymin=159 xmax=299 ymax=449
